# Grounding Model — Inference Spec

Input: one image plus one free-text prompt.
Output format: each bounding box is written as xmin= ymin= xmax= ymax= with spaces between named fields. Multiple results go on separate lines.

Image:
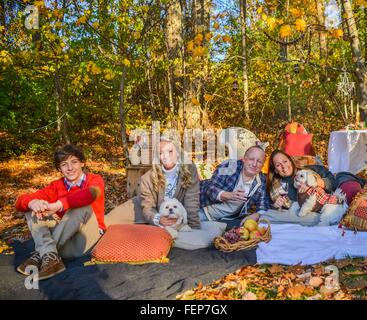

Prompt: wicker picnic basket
xmin=214 ymin=218 xmax=272 ymax=252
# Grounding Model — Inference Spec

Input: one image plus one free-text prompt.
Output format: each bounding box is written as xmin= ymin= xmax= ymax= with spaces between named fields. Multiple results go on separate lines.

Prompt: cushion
xmin=341 ymin=186 xmax=367 ymax=231
xmin=285 ymin=122 xmax=308 ymax=134
xmin=173 ymin=221 xmax=227 ymax=250
xmin=284 ymin=133 xmax=314 ymax=156
xmin=291 ymin=155 xmax=317 ymax=168
xmin=92 ymin=224 xmax=173 ymax=264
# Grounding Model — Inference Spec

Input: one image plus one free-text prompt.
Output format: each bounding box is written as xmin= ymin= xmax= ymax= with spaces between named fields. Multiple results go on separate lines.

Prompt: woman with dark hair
xmin=267 ymin=150 xmax=336 ymax=210
xmin=264 ymin=149 xmax=366 ymax=225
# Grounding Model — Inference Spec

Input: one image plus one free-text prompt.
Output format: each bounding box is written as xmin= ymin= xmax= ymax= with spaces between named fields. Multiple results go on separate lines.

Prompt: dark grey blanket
xmin=0 ymin=239 xmax=256 ymax=300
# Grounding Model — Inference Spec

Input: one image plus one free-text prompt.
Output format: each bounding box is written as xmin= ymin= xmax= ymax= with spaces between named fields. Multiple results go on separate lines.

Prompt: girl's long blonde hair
xmin=152 ymin=164 xmax=193 ymax=193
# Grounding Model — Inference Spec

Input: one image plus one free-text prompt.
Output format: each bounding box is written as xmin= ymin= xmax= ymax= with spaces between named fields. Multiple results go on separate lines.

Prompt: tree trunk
xmin=166 ymin=0 xmax=182 ymax=118
xmin=119 ymin=65 xmax=129 ymax=163
xmin=54 ymin=71 xmax=70 ymax=143
xmin=341 ymin=0 xmax=367 ymax=118
xmin=240 ymin=0 xmax=249 ymax=120
xmin=316 ymin=0 xmax=327 ymax=59
xmin=181 ymin=0 xmax=211 ymax=129
xmin=0 ymin=0 xmax=6 ymax=31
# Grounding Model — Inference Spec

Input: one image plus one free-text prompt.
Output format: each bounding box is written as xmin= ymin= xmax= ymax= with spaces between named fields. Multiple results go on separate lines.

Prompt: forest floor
xmin=1 ymin=155 xmax=367 ymax=300
xmin=1 ymin=117 xmax=367 ymax=300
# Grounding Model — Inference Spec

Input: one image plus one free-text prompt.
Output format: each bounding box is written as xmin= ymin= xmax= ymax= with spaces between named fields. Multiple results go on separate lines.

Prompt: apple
xmin=243 ymin=219 xmax=258 ymax=232
xmin=240 ymin=228 xmax=250 ymax=240
xmin=249 ymin=230 xmax=262 ymax=239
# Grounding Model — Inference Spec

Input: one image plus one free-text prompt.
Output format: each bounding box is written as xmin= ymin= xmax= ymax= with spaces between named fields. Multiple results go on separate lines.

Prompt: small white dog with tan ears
xmin=159 ymin=198 xmax=192 ymax=238
xmin=291 ymin=169 xmax=348 ymax=226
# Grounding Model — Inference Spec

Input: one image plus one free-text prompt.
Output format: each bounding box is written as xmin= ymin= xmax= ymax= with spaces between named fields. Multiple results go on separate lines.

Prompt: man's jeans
xmin=25 ymin=206 xmax=101 ymax=258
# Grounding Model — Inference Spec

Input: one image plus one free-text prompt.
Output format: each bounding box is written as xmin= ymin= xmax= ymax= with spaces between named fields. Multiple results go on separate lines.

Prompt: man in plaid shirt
xmin=199 ymin=146 xmax=270 ymax=225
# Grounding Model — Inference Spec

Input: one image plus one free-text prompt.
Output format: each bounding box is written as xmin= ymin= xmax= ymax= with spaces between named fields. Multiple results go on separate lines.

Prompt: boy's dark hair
xmin=54 ymin=144 xmax=86 ymax=169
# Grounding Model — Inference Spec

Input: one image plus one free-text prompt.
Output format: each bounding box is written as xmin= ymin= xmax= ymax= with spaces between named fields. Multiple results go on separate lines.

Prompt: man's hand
xmin=220 ymin=189 xmax=247 ymax=202
xmin=159 ymin=216 xmax=178 ymax=227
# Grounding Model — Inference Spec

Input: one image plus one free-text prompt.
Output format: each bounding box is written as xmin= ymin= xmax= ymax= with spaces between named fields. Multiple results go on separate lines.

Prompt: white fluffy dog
xmin=159 ymin=198 xmax=192 ymax=238
xmin=292 ymin=169 xmax=348 ymax=226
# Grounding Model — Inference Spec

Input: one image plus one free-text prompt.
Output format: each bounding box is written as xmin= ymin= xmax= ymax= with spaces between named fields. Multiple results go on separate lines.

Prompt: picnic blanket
xmin=256 ymin=223 xmax=367 ymax=265
xmin=0 ymin=239 xmax=256 ymax=300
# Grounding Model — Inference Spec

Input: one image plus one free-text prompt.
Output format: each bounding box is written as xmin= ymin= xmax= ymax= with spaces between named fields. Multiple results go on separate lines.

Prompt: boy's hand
xmin=28 ymin=199 xmax=49 ymax=214
xmin=47 ymin=200 xmax=63 ymax=212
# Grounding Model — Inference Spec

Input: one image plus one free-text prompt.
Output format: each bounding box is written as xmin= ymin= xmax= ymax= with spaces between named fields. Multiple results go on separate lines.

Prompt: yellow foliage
xmin=222 ymin=35 xmax=231 ymax=43
xmin=295 ymin=19 xmax=307 ymax=32
xmin=192 ymin=46 xmax=204 ymax=57
xmin=266 ymin=17 xmax=277 ymax=31
xmin=213 ymin=21 xmax=220 ymax=30
xmin=133 ymin=31 xmax=141 ymax=40
xmin=53 ymin=9 xmax=63 ymax=19
xmin=0 ymin=25 xmax=4 ymax=32
xmin=191 ymin=97 xmax=200 ymax=106
xmin=48 ymin=33 xmax=57 ymax=41
xmin=289 ymin=8 xmax=303 ymax=18
xmin=104 ymin=69 xmax=115 ymax=80
xmin=0 ymin=50 xmax=13 ymax=65
xmin=194 ymin=33 xmax=203 ymax=45
xmin=205 ymin=32 xmax=213 ymax=41
xmin=83 ymin=75 xmax=90 ymax=84
xmin=257 ymin=6 xmax=263 ymax=14
xmin=330 ymin=28 xmax=343 ymax=38
xmin=262 ymin=13 xmax=268 ymax=21
xmin=187 ymin=40 xmax=194 ymax=52
xmin=91 ymin=64 xmax=101 ymax=74
xmin=356 ymin=0 xmax=367 ymax=6
xmin=71 ymin=75 xmax=81 ymax=87
xmin=204 ymin=94 xmax=213 ymax=102
xmin=92 ymin=22 xmax=100 ymax=29
xmin=34 ymin=0 xmax=45 ymax=8
xmin=76 ymin=16 xmax=87 ymax=26
xmin=279 ymin=25 xmax=292 ymax=38
xmin=122 ymin=58 xmax=130 ymax=67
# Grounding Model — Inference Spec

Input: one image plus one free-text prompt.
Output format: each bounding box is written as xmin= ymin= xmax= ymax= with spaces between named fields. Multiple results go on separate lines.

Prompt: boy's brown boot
xmin=38 ymin=252 xmax=66 ymax=281
xmin=17 ymin=251 xmax=42 ymax=276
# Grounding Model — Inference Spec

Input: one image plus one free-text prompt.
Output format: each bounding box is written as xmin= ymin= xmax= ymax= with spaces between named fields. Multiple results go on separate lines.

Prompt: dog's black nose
xmin=169 ymin=208 xmax=174 ymax=213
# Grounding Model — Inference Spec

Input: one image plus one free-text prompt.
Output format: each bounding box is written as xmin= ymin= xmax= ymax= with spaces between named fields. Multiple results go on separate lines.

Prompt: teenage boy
xmin=15 ymin=144 xmax=105 ymax=280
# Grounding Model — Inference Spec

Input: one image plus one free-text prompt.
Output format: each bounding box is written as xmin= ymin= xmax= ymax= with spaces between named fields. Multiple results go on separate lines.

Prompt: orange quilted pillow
xmin=92 ymin=224 xmax=173 ymax=264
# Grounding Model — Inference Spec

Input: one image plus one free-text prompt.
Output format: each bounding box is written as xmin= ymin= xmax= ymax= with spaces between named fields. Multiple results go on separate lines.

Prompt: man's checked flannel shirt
xmin=297 ymin=185 xmax=342 ymax=213
xmin=200 ymin=159 xmax=270 ymax=215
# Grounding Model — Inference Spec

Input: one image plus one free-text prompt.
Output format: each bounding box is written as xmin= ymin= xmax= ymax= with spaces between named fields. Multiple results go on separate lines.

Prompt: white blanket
xmin=256 ymin=223 xmax=367 ymax=265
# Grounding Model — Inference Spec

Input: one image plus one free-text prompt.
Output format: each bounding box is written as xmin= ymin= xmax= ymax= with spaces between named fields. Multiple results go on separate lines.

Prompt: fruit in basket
xmin=249 ymin=230 xmax=262 ymax=239
xmin=243 ymin=219 xmax=258 ymax=232
xmin=223 ymin=228 xmax=241 ymax=244
xmin=240 ymin=228 xmax=250 ymax=240
xmin=258 ymin=227 xmax=267 ymax=235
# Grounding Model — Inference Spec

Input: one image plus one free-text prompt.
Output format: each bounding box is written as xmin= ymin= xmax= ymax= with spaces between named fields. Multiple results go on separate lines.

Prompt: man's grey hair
xmin=244 ymin=145 xmax=265 ymax=157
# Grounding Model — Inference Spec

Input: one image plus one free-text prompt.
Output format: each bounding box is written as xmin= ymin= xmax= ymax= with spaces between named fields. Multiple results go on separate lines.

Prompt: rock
xmin=308 ymin=276 xmax=323 ymax=288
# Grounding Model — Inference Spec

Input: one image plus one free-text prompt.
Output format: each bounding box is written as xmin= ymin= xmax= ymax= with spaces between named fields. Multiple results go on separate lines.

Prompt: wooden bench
xmin=126 ymin=165 xmax=152 ymax=198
